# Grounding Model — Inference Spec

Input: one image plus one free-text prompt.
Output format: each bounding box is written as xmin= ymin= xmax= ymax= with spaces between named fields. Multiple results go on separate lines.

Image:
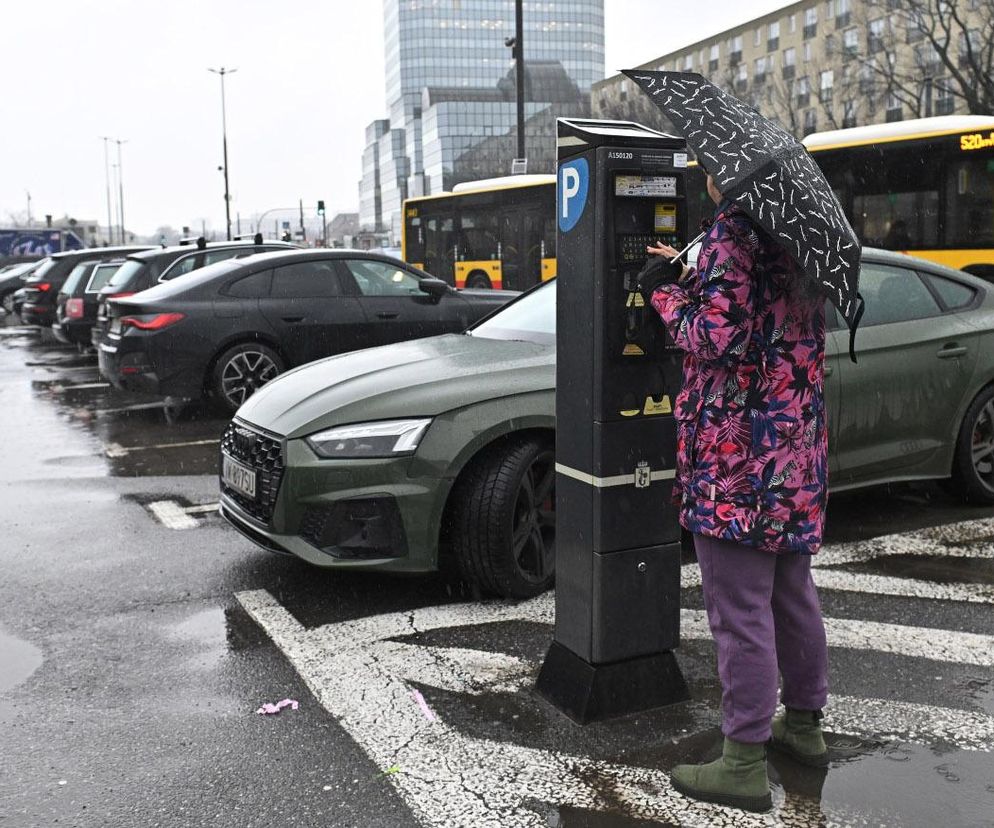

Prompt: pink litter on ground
xmin=410 ymin=689 xmax=436 ymax=722
xmin=256 ymin=698 xmax=300 ymax=715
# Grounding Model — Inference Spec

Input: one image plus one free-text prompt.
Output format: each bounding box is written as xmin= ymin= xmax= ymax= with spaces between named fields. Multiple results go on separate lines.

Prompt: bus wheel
xmin=466 ymin=271 xmax=492 ymax=289
xmin=447 ymin=436 xmax=555 ymax=598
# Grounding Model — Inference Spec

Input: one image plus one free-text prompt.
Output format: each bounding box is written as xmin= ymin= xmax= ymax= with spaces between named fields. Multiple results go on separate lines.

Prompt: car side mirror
xmin=418 ymin=277 xmax=449 ymax=302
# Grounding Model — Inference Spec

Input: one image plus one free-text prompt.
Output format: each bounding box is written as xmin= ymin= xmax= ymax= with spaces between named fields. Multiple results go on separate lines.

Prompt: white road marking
xmin=236 ymin=588 xmax=994 ymax=828
xmin=147 ymin=501 xmax=199 ymax=530
xmin=681 ymin=564 xmax=994 ymax=604
xmin=104 ymin=438 xmax=218 ymax=457
xmin=816 ymin=518 xmax=994 ymax=566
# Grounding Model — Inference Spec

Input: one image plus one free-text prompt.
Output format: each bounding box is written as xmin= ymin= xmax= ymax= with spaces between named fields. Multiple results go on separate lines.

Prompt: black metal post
xmin=515 ymin=0 xmax=525 ymax=160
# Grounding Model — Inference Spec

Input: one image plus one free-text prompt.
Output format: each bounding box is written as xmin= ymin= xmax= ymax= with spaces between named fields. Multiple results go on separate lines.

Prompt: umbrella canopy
xmin=623 ymin=70 xmax=862 ymax=330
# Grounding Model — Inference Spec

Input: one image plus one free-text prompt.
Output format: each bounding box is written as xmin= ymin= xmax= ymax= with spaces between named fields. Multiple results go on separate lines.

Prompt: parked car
xmin=98 ymin=249 xmax=517 ymax=412
xmin=219 ymin=248 xmax=994 ymax=598
xmin=90 ymin=237 xmax=296 ymax=348
xmin=52 ymin=259 xmax=124 ymax=348
xmin=19 ymin=246 xmax=152 ymax=327
xmin=0 ymin=261 xmax=43 ymax=314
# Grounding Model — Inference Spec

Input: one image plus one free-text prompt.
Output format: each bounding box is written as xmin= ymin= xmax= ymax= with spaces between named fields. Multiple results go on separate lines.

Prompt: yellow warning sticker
xmin=622 ymin=344 xmax=645 ymax=356
xmin=633 ymin=293 xmax=645 ymax=307
xmin=643 ymin=395 xmax=673 ymax=415
xmin=619 ymin=409 xmax=641 ymax=417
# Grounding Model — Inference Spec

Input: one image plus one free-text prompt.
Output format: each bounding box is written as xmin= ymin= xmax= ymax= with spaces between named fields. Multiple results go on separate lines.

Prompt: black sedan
xmin=53 ymin=259 xmax=124 ymax=348
xmin=97 ymin=249 xmax=517 ymax=412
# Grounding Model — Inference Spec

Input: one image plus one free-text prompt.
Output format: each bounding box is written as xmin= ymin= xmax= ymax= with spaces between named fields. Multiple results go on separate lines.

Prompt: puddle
xmin=0 ymin=627 xmax=44 ymax=724
xmin=166 ymin=607 xmax=228 ymax=670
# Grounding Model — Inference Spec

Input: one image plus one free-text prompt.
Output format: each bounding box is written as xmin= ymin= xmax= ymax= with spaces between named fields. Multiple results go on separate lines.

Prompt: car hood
xmin=237 ymin=333 xmax=555 ymax=438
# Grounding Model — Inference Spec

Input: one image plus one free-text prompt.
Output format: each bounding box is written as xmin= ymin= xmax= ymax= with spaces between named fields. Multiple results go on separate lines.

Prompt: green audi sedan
xmin=220 ymin=248 xmax=994 ymax=598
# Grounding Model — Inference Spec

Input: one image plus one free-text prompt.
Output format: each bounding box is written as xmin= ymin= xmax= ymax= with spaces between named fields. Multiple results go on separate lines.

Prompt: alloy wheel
xmin=509 ymin=449 xmax=555 ymax=585
xmin=970 ymin=399 xmax=994 ymax=496
xmin=220 ymin=350 xmax=280 ymax=408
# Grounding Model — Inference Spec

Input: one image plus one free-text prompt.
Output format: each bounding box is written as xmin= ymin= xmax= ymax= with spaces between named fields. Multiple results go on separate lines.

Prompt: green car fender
xmin=408 ymin=389 xmax=555 ymax=557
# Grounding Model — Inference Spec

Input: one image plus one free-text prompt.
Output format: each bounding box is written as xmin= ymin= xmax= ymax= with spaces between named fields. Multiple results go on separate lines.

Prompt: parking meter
xmin=535 ymin=119 xmax=690 ymax=723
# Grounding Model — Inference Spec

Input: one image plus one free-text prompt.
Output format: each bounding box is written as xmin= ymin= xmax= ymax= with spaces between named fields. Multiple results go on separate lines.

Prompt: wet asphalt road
xmin=1 ymin=319 xmax=993 ymax=827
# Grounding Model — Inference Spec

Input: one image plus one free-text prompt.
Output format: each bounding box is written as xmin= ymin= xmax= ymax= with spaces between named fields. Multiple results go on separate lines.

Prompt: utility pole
xmin=298 ymin=199 xmax=306 ymax=243
xmin=504 ymin=0 xmax=526 ymax=170
xmin=208 ymin=66 xmax=237 ymax=241
xmin=115 ymin=139 xmax=128 ymax=243
xmin=100 ymin=137 xmax=114 ymax=244
xmin=25 ymin=190 xmax=32 ymax=226
xmin=514 ymin=0 xmax=525 ymax=161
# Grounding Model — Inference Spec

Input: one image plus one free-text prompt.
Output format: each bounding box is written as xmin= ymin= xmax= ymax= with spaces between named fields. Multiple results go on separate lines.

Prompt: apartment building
xmin=593 ymin=0 xmax=988 ymax=139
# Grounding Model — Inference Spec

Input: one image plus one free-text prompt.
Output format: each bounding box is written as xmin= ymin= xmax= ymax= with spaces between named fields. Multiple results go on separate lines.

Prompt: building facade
xmin=593 ymin=0 xmax=990 ymax=140
xmin=359 ymin=0 xmax=604 ymax=241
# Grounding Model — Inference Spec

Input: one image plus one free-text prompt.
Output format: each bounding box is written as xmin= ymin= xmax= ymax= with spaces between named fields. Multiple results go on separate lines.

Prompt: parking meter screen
xmin=614 ymin=175 xmax=677 ymax=198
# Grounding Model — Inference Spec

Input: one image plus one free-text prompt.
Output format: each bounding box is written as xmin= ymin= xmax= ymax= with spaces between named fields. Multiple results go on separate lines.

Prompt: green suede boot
xmin=769 ymin=708 xmax=829 ymax=767
xmin=670 ymin=737 xmax=772 ymax=813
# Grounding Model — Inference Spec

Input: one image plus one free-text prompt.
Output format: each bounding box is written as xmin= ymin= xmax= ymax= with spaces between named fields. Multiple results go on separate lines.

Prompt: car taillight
xmin=33 ymin=282 xmax=51 ymax=292
xmin=119 ymin=312 xmax=185 ymax=331
xmin=66 ymin=298 xmax=84 ymax=319
xmin=110 ymin=291 xmax=136 ymax=299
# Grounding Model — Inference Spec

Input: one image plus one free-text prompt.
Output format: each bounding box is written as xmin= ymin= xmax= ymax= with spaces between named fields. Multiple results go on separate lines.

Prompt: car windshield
xmin=61 ymin=263 xmax=92 ymax=295
xmin=469 ymin=280 xmax=555 ymax=345
xmin=106 ymin=259 xmax=146 ymax=288
xmin=88 ymin=262 xmax=122 ymax=292
xmin=28 ymin=258 xmax=56 ymax=281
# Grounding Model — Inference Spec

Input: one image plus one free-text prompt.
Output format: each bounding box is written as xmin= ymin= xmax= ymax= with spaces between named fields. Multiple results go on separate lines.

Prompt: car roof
xmin=50 ymin=245 xmax=152 ymax=260
xmin=124 ymin=239 xmax=297 ymax=263
xmin=860 ymin=246 xmax=989 ymax=288
xmin=220 ymin=247 xmax=426 ymax=271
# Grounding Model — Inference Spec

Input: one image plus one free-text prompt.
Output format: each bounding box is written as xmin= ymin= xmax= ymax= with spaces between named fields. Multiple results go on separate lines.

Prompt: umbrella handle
xmin=668 ymin=230 xmax=706 ymax=265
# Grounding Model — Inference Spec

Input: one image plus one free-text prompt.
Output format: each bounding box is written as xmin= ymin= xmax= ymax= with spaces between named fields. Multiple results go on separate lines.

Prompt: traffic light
xmin=317 ymin=199 xmax=326 ymax=216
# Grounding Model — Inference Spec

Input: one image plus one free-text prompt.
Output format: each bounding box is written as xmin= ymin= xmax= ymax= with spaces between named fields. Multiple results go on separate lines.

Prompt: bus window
xmin=456 ymin=212 xmax=499 ymax=262
xmin=945 ymin=157 xmax=994 ymax=249
xmin=424 ymin=216 xmax=454 ymax=283
xmin=406 ymin=216 xmax=425 ymax=266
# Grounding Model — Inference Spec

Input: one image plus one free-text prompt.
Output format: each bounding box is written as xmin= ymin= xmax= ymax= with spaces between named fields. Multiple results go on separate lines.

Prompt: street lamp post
xmin=504 ymin=0 xmax=526 ymax=166
xmin=100 ymin=137 xmax=114 ymax=244
xmin=115 ymin=139 xmax=127 ymax=243
xmin=208 ymin=66 xmax=237 ymax=241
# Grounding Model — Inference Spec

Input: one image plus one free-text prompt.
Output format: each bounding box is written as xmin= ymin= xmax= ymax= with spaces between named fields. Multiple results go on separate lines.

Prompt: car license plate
xmin=222 ymin=454 xmax=257 ymax=499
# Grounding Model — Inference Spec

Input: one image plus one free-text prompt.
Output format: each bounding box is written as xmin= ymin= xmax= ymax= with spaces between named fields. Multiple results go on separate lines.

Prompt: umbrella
xmin=622 ymin=70 xmax=863 ymax=352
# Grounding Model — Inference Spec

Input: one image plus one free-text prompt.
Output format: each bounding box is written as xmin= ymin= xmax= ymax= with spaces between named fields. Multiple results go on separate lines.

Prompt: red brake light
xmin=110 ymin=291 xmax=136 ymax=299
xmin=119 ymin=312 xmax=185 ymax=331
xmin=66 ymin=298 xmax=84 ymax=319
xmin=34 ymin=282 xmax=51 ymax=292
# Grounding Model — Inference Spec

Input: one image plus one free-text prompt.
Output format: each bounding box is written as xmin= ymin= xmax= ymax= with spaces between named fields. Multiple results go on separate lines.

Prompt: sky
xmin=0 ymin=0 xmax=791 ymax=237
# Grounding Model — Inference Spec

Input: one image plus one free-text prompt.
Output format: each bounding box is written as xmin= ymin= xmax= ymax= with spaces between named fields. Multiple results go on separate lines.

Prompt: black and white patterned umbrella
xmin=623 ymin=70 xmax=862 ymax=329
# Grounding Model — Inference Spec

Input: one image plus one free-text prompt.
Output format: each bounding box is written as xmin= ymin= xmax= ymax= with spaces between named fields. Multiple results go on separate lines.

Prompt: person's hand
xmin=646 ymin=241 xmax=679 ymax=258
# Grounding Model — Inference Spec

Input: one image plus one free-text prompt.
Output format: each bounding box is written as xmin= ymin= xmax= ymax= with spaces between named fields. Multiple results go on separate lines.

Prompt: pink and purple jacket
xmin=651 ymin=203 xmax=828 ymax=554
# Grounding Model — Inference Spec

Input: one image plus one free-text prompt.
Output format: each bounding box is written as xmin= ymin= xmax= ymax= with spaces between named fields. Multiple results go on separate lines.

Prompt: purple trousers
xmin=694 ymin=534 xmax=829 ymax=744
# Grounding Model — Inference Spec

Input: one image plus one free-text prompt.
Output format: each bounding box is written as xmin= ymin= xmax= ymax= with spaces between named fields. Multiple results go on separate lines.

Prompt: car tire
xmin=211 ymin=342 xmax=285 ymax=414
xmin=448 ymin=435 xmax=555 ymax=598
xmin=466 ymin=271 xmax=492 ymax=290
xmin=950 ymin=384 xmax=994 ymax=505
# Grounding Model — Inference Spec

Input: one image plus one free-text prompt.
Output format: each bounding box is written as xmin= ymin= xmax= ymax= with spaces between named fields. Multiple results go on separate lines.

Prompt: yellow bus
xmin=803 ymin=115 xmax=994 ymax=281
xmin=402 ymin=175 xmax=557 ymax=290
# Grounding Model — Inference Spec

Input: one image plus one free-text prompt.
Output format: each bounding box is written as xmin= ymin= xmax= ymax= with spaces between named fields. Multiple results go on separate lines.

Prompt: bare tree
xmin=857 ymin=0 xmax=994 ymax=117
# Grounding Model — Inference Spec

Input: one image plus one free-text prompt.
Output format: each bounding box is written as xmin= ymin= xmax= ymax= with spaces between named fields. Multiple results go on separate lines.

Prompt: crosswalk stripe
xmin=680 ymin=563 xmax=994 ymax=603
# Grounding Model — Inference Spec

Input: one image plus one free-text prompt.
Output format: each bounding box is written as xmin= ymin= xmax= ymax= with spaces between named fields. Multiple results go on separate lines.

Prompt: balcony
xmin=782 ymin=64 xmax=796 ymax=80
xmin=767 ymin=37 xmax=779 ymax=52
xmin=796 ymin=92 xmax=810 ymax=107
xmin=729 ymin=51 xmax=742 ymax=66
xmin=885 ymin=107 xmax=903 ymax=122
xmin=803 ymin=23 xmax=817 ymax=39
xmin=836 ymin=12 xmax=851 ymax=27
xmin=709 ymin=58 xmax=720 ymax=71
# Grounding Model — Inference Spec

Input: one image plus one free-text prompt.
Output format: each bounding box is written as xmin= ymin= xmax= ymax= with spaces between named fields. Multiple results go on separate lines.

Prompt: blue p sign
xmin=558 ymin=158 xmax=589 ymax=233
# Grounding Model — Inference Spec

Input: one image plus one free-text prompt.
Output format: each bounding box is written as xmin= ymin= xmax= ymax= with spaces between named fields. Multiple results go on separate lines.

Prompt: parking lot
xmin=1 ymin=318 xmax=993 ymax=827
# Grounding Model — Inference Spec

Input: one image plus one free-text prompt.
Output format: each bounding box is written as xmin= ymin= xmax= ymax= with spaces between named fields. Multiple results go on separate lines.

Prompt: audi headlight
xmin=306 ymin=418 xmax=432 ymax=459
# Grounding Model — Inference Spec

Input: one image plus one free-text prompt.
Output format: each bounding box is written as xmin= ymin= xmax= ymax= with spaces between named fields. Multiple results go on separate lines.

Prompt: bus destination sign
xmin=961 ymin=131 xmax=994 ymax=152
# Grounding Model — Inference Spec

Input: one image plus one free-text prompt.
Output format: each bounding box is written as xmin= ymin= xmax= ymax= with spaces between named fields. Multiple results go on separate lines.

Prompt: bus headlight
xmin=307 ymin=419 xmax=432 ymax=459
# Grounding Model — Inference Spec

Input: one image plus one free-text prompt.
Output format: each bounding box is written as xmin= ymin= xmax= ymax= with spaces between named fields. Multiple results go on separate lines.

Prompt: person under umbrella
xmin=624 ymin=70 xmax=857 ymax=813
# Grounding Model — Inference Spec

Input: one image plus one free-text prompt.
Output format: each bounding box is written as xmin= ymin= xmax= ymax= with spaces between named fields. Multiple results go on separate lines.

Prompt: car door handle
xmin=376 ymin=311 xmax=399 ymax=319
xmin=281 ymin=316 xmax=304 ymax=323
xmin=937 ymin=345 xmax=967 ymax=359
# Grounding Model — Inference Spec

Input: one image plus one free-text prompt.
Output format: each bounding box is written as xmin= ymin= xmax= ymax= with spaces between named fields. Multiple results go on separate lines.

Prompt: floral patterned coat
xmin=651 ymin=202 xmax=827 ymax=555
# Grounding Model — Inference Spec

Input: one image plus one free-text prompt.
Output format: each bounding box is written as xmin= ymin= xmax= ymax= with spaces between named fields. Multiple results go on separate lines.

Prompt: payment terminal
xmin=536 ymin=118 xmax=691 ymax=724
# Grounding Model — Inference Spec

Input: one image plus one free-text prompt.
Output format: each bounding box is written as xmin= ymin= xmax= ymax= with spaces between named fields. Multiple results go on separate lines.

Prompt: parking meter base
xmin=535 ymin=641 xmax=689 ymax=725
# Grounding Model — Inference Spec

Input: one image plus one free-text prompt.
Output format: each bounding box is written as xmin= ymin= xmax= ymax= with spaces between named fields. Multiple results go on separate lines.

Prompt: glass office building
xmin=360 ymin=0 xmax=604 ymax=240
